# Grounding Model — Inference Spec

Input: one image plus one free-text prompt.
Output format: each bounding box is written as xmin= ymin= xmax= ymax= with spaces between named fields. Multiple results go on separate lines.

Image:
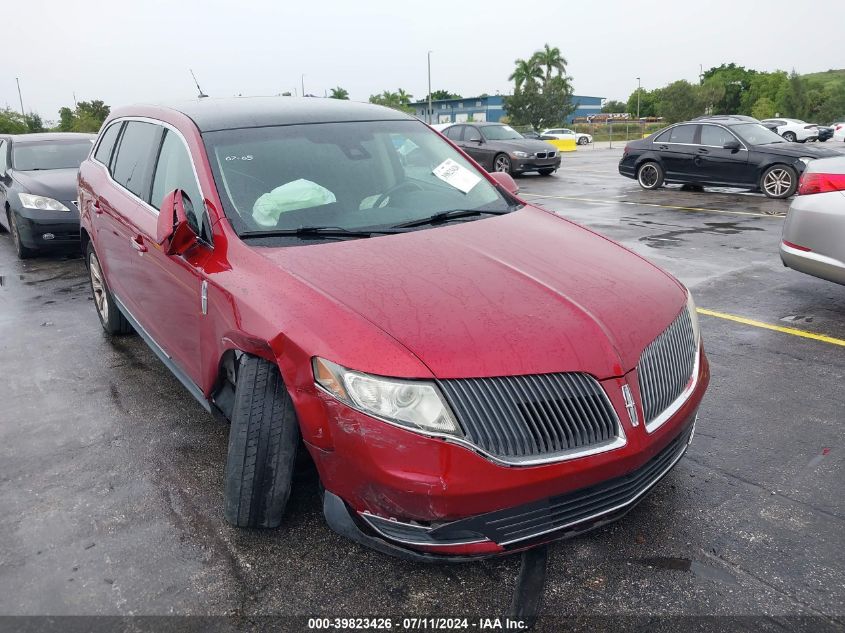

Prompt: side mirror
xmin=489 ymin=171 xmax=519 ymax=195
xmin=723 ymin=140 xmax=741 ymax=151
xmin=156 ymin=189 xmax=198 ymax=256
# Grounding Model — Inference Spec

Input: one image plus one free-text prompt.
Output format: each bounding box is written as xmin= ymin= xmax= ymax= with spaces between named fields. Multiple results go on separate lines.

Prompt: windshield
xmin=481 ymin=125 xmax=524 ymax=141
xmin=731 ymin=123 xmax=786 ymax=146
xmin=12 ymin=140 xmax=93 ymax=170
xmin=204 ymin=119 xmax=513 ymax=239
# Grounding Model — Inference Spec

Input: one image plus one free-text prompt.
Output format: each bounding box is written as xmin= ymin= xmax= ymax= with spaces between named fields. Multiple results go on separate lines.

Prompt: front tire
xmin=761 ymin=165 xmax=797 ymax=198
xmin=224 ymin=355 xmax=300 ymax=529
xmin=782 ymin=131 xmax=797 ymax=142
xmin=8 ymin=212 xmax=35 ymax=259
xmin=86 ymin=242 xmax=132 ymax=335
xmin=493 ymin=153 xmax=512 ymax=174
xmin=636 ymin=161 xmax=664 ymax=190
xmin=577 ymin=136 xmax=589 ymax=145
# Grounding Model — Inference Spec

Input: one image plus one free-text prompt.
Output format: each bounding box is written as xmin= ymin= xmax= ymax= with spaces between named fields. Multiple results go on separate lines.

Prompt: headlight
xmin=512 ymin=151 xmax=530 ymax=158
xmin=798 ymin=157 xmax=813 ymax=166
xmin=18 ymin=193 xmax=69 ymax=212
xmin=686 ymin=291 xmax=701 ymax=348
xmin=312 ymin=358 xmax=461 ymax=437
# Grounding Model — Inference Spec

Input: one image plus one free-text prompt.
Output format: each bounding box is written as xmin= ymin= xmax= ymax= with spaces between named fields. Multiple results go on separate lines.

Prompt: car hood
xmin=253 ymin=207 xmax=685 ymax=380
xmin=489 ymin=139 xmax=558 ymax=153
xmin=11 ymin=168 xmax=79 ymax=202
xmin=751 ymin=142 xmax=843 ymax=159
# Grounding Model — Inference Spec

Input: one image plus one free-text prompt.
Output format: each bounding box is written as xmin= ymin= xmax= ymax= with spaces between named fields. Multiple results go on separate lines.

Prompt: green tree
xmin=508 ymin=58 xmax=543 ymax=91
xmin=751 ymin=97 xmax=777 ymax=120
xmin=701 ymin=63 xmax=757 ymax=114
xmin=428 ymin=89 xmax=462 ymax=101
xmin=740 ymin=71 xmax=789 ymax=114
xmin=656 ymin=80 xmax=704 ymax=123
xmin=505 ymin=76 xmax=573 ymax=130
xmin=368 ymin=90 xmax=414 ymax=113
xmin=817 ymin=82 xmax=845 ymax=123
xmin=24 ymin=113 xmax=45 ymax=133
xmin=781 ymin=70 xmax=808 ymax=119
xmin=627 ymin=88 xmax=660 ymax=118
xmin=329 ymin=86 xmax=349 ymax=100
xmin=532 ymin=44 xmax=568 ymax=83
xmin=76 ymin=100 xmax=110 ymax=123
xmin=602 ymin=100 xmax=628 ymax=114
xmin=56 ymin=100 xmax=110 ymax=133
xmin=0 ymin=108 xmax=28 ymax=134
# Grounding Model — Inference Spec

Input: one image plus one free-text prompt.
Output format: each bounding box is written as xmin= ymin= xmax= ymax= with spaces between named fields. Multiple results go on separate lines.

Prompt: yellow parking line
xmin=521 ymin=193 xmax=783 ymax=219
xmin=697 ymin=308 xmax=845 ymax=347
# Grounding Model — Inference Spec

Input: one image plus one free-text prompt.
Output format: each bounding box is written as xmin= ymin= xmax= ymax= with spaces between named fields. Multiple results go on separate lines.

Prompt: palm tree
xmin=509 ymin=58 xmax=543 ymax=91
xmin=396 ymin=88 xmax=413 ymax=106
xmin=329 ymin=86 xmax=349 ymax=100
xmin=532 ymin=44 xmax=568 ymax=83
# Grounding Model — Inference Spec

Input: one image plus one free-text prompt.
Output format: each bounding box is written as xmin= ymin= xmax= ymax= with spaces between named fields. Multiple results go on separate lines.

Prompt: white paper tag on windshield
xmin=432 ymin=158 xmax=481 ymax=194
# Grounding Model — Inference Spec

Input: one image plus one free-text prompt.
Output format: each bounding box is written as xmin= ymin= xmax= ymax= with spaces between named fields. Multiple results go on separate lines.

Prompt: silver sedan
xmin=780 ymin=156 xmax=845 ymax=285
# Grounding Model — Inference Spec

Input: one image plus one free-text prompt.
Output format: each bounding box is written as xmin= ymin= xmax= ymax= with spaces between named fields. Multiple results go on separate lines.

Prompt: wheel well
xmin=210 ymin=349 xmax=241 ymax=423
xmin=80 ymin=227 xmax=91 ymax=260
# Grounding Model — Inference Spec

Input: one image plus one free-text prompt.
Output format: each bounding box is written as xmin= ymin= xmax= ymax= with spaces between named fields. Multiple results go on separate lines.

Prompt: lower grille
xmin=637 ymin=308 xmax=697 ymax=426
xmin=430 ymin=422 xmax=693 ymax=546
xmin=438 ymin=373 xmax=620 ymax=463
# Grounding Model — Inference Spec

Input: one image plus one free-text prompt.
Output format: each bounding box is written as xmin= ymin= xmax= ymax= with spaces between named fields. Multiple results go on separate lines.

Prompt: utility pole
xmin=301 ymin=74 xmax=305 ymax=97
xmin=427 ymin=51 xmax=433 ymax=124
xmin=636 ymin=77 xmax=641 ymax=120
xmin=16 ymin=78 xmax=24 ymax=116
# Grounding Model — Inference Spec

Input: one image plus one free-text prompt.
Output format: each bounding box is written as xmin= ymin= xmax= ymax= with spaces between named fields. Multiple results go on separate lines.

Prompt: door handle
xmin=130 ymin=235 xmax=148 ymax=253
xmin=658 ymin=145 xmax=668 ymax=150
xmin=697 ymin=148 xmax=709 ymax=154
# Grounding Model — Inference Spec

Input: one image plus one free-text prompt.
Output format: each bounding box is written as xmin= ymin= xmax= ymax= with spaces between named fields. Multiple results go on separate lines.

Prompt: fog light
xmin=42 ymin=233 xmax=55 ymax=240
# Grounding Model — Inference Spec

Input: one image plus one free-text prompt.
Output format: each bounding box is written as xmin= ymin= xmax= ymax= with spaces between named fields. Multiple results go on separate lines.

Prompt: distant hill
xmin=802 ymin=69 xmax=845 ymax=87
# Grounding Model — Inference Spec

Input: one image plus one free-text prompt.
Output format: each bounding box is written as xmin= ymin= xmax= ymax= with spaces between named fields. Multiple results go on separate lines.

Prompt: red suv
xmin=78 ymin=98 xmax=709 ymax=560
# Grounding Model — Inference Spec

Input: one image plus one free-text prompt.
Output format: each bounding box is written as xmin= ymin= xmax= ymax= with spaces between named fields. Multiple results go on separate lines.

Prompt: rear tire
xmin=782 ymin=131 xmax=797 ymax=142
xmin=86 ymin=242 xmax=132 ymax=335
xmin=636 ymin=161 xmax=664 ymax=190
xmin=761 ymin=165 xmax=797 ymax=198
xmin=224 ymin=355 xmax=300 ymax=529
xmin=577 ymin=136 xmax=589 ymax=145
xmin=9 ymin=212 xmax=35 ymax=259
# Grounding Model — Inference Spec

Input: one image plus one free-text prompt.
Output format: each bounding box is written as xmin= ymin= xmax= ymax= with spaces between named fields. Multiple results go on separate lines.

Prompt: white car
xmin=832 ymin=122 xmax=845 ymax=142
xmin=540 ymin=128 xmax=592 ymax=145
xmin=761 ymin=118 xmax=819 ymax=143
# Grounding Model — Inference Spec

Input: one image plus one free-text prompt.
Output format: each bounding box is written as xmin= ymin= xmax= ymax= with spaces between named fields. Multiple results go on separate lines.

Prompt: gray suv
xmin=442 ymin=122 xmax=560 ymax=176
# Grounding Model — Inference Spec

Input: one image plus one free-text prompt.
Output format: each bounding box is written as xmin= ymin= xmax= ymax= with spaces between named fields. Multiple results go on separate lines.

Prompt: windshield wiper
xmin=240 ymin=226 xmax=401 ymax=240
xmin=392 ymin=208 xmax=511 ymax=229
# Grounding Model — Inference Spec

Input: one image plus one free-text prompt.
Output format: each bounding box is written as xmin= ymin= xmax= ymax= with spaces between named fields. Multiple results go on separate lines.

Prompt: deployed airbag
xmin=252 ymin=179 xmax=336 ymax=227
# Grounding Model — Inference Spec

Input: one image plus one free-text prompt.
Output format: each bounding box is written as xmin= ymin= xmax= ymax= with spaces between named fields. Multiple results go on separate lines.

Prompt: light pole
xmin=427 ymin=51 xmax=433 ymax=124
xmin=16 ymin=78 xmax=24 ymax=116
xmin=301 ymin=74 xmax=305 ymax=97
xmin=636 ymin=77 xmax=641 ymax=121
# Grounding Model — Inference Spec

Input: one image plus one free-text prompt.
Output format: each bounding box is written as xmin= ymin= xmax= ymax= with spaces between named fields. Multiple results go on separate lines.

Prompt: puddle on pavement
xmin=636 ymin=557 xmax=737 ymax=584
xmin=639 ymin=221 xmax=765 ymax=249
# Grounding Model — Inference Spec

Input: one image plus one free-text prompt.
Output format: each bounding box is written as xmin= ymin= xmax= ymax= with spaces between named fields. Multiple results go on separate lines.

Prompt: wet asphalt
xmin=0 ymin=148 xmax=843 ymax=632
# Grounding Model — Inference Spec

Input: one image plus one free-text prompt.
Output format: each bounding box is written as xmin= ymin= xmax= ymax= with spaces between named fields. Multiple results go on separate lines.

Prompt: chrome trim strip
xmin=644 ymin=343 xmax=701 ymax=434
xmin=316 ymin=377 xmax=627 ymax=467
xmin=111 ymin=294 xmax=210 ymax=412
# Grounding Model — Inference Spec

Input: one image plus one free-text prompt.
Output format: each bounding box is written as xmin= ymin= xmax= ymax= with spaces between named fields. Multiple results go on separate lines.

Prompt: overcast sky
xmin=4 ymin=0 xmax=842 ymax=121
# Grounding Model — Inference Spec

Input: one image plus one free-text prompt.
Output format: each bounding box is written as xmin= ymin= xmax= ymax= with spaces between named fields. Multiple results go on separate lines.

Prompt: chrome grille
xmin=637 ymin=308 xmax=697 ymax=425
xmin=438 ymin=373 xmax=619 ymax=462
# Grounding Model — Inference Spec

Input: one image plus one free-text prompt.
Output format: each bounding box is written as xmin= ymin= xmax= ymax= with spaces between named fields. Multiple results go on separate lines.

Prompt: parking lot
xmin=1 ymin=147 xmax=843 ymax=630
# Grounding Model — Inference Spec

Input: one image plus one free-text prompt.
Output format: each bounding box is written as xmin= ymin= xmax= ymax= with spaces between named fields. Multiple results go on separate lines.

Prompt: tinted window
xmin=654 ymin=128 xmax=671 ymax=142
xmin=481 ymin=125 xmax=523 ymax=140
xmin=668 ymin=125 xmax=696 ymax=144
xmin=95 ymin=123 xmax=122 ymax=167
xmin=464 ymin=126 xmax=482 ymax=142
xmin=12 ymin=140 xmax=93 ymax=170
xmin=151 ymin=130 xmax=204 ymax=235
xmin=700 ymin=125 xmax=738 ymax=147
xmin=112 ymin=122 xmax=161 ymax=198
xmin=444 ymin=126 xmax=463 ymax=141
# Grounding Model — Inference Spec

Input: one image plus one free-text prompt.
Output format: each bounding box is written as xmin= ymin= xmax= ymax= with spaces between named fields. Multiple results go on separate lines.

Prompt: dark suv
xmin=442 ymin=122 xmax=561 ymax=176
xmin=619 ymin=116 xmax=842 ymax=198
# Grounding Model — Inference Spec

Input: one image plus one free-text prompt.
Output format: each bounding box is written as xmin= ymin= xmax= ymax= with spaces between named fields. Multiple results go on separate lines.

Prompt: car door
xmin=694 ymin=124 xmax=752 ymax=185
xmin=94 ymin=120 xmax=161 ymax=309
xmin=123 ymin=125 xmax=212 ymax=387
xmin=0 ymin=139 xmax=9 ymax=230
xmin=462 ymin=126 xmax=489 ymax=167
xmin=653 ymin=124 xmax=699 ymax=181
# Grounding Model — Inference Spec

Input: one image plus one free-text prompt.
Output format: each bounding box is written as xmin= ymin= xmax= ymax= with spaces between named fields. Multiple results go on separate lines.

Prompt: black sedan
xmin=441 ymin=122 xmax=561 ymax=176
xmin=618 ymin=117 xmax=843 ymax=198
xmin=0 ymin=132 xmax=94 ymax=258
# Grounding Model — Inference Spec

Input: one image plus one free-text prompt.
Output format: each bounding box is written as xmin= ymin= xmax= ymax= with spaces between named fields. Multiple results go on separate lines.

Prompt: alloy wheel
xmin=763 ymin=168 xmax=792 ymax=197
xmin=494 ymin=155 xmax=511 ymax=173
xmin=89 ymin=254 xmax=109 ymax=323
xmin=638 ymin=164 xmax=659 ymax=188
